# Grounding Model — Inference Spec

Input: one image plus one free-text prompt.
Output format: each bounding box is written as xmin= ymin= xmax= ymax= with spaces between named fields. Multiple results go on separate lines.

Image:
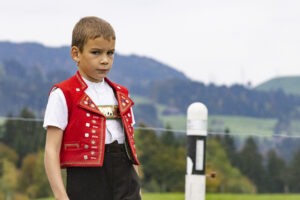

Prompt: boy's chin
xmin=93 ymin=76 xmax=105 ymax=82
xmin=86 ymin=75 xmax=106 ymax=82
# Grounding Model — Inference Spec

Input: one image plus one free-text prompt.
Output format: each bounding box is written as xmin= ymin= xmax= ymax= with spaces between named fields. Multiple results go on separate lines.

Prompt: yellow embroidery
xmin=97 ymin=105 xmax=121 ymax=119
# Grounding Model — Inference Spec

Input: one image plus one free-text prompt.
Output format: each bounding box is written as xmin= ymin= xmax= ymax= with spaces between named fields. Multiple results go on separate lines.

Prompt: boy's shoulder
xmin=56 ymin=74 xmax=78 ymax=87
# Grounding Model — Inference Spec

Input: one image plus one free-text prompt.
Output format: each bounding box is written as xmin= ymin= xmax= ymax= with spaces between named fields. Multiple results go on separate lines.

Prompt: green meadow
xmin=36 ymin=193 xmax=300 ymax=200
xmin=133 ymin=95 xmax=281 ymax=135
xmin=159 ymin=114 xmax=277 ymax=136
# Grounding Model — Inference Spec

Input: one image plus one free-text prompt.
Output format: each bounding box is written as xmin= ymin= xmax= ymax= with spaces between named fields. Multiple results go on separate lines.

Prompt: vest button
xmin=85 ymin=133 xmax=89 ymax=138
xmin=91 ymin=140 xmax=96 ymax=145
xmin=91 ymin=151 xmax=95 ymax=155
xmin=86 ymin=123 xmax=90 ymax=127
xmin=76 ymin=88 xmax=80 ymax=92
xmin=84 ymin=145 xmax=89 ymax=149
xmin=86 ymin=113 xmax=91 ymax=117
xmin=91 ymin=129 xmax=96 ymax=134
xmin=92 ymin=120 xmax=96 ymax=124
xmin=127 ymin=113 xmax=131 ymax=117
xmin=84 ymin=155 xmax=88 ymax=160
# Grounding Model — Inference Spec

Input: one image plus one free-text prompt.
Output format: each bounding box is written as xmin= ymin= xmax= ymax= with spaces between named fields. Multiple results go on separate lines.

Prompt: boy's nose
xmin=100 ymin=56 xmax=109 ymax=65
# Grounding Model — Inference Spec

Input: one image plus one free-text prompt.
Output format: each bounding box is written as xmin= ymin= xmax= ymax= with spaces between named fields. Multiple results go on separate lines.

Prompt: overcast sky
xmin=1 ymin=0 xmax=300 ymax=86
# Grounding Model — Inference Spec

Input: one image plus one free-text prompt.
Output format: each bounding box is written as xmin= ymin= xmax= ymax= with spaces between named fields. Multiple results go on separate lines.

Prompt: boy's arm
xmin=44 ymin=126 xmax=69 ymax=200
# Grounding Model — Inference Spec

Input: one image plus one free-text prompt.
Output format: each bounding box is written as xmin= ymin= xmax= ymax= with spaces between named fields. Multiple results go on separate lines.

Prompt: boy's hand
xmin=133 ymin=164 xmax=139 ymax=176
xmin=133 ymin=165 xmax=142 ymax=199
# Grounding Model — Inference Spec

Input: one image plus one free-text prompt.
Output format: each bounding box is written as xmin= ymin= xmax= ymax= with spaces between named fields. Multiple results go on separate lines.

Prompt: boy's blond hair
xmin=72 ymin=16 xmax=116 ymax=52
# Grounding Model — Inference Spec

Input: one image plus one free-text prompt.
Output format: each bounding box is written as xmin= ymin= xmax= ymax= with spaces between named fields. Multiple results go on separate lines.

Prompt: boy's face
xmin=72 ymin=36 xmax=115 ymax=82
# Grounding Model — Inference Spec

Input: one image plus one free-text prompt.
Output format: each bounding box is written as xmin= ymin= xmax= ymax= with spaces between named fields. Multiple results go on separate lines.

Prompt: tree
xmin=265 ymin=149 xmax=286 ymax=193
xmin=235 ymin=137 xmax=267 ymax=192
xmin=17 ymin=151 xmax=53 ymax=199
xmin=0 ymin=142 xmax=19 ymax=166
xmin=0 ymin=159 xmax=19 ymax=200
xmin=30 ymin=150 xmax=53 ymax=198
xmin=134 ymin=123 xmax=185 ymax=192
xmin=214 ymin=128 xmax=238 ymax=167
xmin=18 ymin=154 xmax=37 ymax=193
xmin=287 ymin=147 xmax=300 ymax=192
xmin=160 ymin=123 xmax=177 ymax=147
xmin=1 ymin=108 xmax=45 ymax=167
xmin=206 ymin=138 xmax=256 ymax=193
xmin=134 ymin=123 xmax=160 ymax=191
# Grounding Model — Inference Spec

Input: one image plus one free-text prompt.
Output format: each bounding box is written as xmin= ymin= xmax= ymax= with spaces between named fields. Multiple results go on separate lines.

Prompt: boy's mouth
xmin=96 ymin=69 xmax=109 ymax=73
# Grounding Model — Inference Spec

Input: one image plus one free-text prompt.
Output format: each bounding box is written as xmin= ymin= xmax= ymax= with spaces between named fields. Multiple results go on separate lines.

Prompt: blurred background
xmin=1 ymin=0 xmax=300 ymax=199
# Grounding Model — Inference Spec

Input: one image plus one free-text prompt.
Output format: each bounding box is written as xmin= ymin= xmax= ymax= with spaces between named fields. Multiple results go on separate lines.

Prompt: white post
xmin=185 ymin=102 xmax=208 ymax=200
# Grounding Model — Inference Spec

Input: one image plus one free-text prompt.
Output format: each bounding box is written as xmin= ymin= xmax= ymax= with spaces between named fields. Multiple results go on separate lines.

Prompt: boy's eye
xmin=107 ymin=51 xmax=114 ymax=56
xmin=91 ymin=51 xmax=100 ymax=55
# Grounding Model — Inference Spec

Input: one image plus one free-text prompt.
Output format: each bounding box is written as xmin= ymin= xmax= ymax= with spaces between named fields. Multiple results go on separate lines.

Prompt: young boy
xmin=43 ymin=16 xmax=141 ymax=200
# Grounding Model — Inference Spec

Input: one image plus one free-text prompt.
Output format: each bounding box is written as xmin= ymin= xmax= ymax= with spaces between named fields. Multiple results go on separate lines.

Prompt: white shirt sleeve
xmin=43 ymin=88 xmax=68 ymax=131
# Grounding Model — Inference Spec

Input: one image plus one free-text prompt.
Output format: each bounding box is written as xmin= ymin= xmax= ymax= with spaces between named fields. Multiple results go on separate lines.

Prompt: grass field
xmin=132 ymin=95 xmax=279 ymax=136
xmin=36 ymin=193 xmax=300 ymax=200
xmin=159 ymin=114 xmax=277 ymax=136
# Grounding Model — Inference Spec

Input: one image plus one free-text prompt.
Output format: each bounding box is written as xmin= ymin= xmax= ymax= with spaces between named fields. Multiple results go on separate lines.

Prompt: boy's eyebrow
xmin=90 ymin=48 xmax=115 ymax=51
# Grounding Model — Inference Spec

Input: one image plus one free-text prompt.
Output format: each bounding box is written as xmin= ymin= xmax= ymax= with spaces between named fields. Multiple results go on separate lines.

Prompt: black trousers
xmin=66 ymin=142 xmax=141 ymax=200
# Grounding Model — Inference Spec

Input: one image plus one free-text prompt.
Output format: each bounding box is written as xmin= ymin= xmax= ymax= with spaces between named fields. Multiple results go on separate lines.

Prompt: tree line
xmin=149 ymin=79 xmax=300 ymax=119
xmin=2 ymin=58 xmax=300 ymax=122
xmin=1 ymin=109 xmax=300 ymax=199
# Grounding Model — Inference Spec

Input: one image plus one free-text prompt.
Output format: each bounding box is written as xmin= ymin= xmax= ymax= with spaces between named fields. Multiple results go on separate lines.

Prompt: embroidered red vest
xmin=51 ymin=71 xmax=139 ymax=168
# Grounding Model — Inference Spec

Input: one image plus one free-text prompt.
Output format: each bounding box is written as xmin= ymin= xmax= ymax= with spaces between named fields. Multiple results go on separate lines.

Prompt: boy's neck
xmin=82 ymin=76 xmax=105 ymax=85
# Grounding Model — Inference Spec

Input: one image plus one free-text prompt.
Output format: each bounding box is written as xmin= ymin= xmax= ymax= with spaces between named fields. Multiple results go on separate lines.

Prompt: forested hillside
xmin=1 ymin=41 xmax=300 ymax=121
xmin=0 ymin=41 xmax=187 ymax=116
xmin=149 ymin=79 xmax=300 ymax=119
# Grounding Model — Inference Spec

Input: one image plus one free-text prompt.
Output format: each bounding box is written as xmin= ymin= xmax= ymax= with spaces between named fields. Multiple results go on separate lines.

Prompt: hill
xmin=1 ymin=41 xmax=300 ymax=123
xmin=255 ymin=76 xmax=300 ymax=96
xmin=0 ymin=41 xmax=188 ymax=94
xmin=148 ymin=79 xmax=300 ymax=118
xmin=0 ymin=41 xmax=188 ymax=116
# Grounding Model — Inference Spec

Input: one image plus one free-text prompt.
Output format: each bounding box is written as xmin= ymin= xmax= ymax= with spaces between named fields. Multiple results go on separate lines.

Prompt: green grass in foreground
xmin=36 ymin=193 xmax=300 ymax=200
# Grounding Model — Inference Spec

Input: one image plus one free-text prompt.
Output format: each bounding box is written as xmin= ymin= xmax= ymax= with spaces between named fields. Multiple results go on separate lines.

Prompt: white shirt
xmin=43 ymin=77 xmax=135 ymax=144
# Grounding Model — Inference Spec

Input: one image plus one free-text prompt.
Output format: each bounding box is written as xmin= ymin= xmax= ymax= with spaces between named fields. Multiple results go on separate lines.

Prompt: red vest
xmin=52 ymin=71 xmax=139 ymax=168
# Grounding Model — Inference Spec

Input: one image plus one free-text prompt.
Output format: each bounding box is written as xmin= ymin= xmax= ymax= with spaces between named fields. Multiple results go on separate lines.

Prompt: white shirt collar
xmin=82 ymin=76 xmax=105 ymax=88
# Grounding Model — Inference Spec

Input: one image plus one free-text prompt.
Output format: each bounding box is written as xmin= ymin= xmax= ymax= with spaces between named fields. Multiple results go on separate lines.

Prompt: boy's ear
xmin=71 ymin=46 xmax=80 ymax=63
